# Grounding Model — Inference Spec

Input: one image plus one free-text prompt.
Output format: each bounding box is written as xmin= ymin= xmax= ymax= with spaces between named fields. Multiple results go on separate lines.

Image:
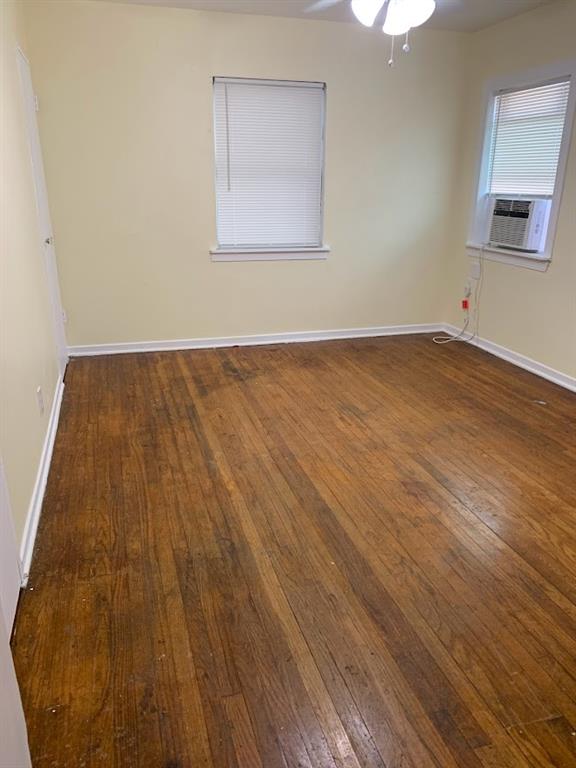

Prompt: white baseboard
xmin=68 ymin=322 xmax=576 ymax=393
xmin=443 ymin=324 xmax=576 ymax=393
xmin=19 ymin=377 xmax=65 ymax=585
xmin=68 ymin=323 xmax=444 ymax=357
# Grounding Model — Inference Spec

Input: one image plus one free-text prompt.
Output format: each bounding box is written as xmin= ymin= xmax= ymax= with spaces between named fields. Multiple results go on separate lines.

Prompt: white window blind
xmin=488 ymin=78 xmax=571 ymax=196
xmin=213 ymin=78 xmax=325 ymax=249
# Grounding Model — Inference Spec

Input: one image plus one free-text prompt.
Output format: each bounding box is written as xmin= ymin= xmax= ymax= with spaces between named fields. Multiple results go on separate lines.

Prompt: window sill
xmin=210 ymin=246 xmax=330 ymax=262
xmin=466 ymin=243 xmax=551 ymax=272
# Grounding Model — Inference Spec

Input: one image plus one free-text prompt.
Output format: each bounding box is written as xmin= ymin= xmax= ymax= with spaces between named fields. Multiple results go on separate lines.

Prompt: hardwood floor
xmin=11 ymin=335 xmax=576 ymax=768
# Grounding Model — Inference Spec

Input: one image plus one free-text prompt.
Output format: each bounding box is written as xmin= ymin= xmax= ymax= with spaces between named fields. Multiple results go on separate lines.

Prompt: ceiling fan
xmin=306 ymin=0 xmax=437 ymax=65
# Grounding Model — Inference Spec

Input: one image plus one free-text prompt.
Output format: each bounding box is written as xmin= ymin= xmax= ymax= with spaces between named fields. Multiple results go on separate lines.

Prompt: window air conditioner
xmin=487 ymin=197 xmax=551 ymax=253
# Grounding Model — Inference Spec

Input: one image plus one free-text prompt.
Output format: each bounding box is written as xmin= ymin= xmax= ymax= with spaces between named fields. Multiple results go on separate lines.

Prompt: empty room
xmin=1 ymin=0 xmax=576 ymax=765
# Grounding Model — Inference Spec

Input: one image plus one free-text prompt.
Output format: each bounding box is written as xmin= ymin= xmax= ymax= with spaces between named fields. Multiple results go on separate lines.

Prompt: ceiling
xmin=104 ymin=0 xmax=552 ymax=33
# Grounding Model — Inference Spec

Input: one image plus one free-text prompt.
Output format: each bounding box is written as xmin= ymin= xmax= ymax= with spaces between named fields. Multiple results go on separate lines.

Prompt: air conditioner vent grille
xmin=490 ymin=199 xmax=533 ymax=249
xmin=493 ymin=199 xmax=531 ymax=218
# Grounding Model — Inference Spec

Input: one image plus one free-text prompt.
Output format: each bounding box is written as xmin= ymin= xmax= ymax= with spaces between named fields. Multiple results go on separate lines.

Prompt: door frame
xmin=0 ymin=597 xmax=31 ymax=768
xmin=0 ymin=458 xmax=22 ymax=635
xmin=16 ymin=45 xmax=68 ymax=377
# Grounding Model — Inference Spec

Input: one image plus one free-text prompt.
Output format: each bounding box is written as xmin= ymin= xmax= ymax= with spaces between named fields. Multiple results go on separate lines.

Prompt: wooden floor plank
xmin=11 ymin=335 xmax=576 ymax=767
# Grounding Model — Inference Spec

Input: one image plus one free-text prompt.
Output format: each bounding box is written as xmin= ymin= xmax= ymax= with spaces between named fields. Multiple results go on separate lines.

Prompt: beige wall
xmin=0 ymin=0 xmax=62 ymax=543
xmin=444 ymin=0 xmax=576 ymax=377
xmin=22 ymin=0 xmax=466 ymax=346
xmin=11 ymin=0 xmax=575 ymax=381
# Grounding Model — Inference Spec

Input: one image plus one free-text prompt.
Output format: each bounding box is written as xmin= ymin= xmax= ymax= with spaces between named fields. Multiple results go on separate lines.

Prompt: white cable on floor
xmin=432 ymin=317 xmax=471 ymax=344
xmin=433 ymin=254 xmax=484 ymax=345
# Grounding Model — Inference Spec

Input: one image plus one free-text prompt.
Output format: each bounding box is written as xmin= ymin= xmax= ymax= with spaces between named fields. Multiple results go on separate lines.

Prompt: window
xmin=211 ymin=77 xmax=327 ymax=260
xmin=469 ymin=63 xmax=576 ymax=268
xmin=488 ymin=80 xmax=570 ymax=197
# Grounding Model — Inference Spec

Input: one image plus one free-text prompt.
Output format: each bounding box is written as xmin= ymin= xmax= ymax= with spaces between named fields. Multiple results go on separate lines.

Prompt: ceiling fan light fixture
xmin=351 ymin=0 xmax=386 ymax=27
xmin=382 ymin=0 xmax=412 ymax=36
xmin=406 ymin=0 xmax=436 ymax=28
xmin=382 ymin=0 xmax=436 ymax=36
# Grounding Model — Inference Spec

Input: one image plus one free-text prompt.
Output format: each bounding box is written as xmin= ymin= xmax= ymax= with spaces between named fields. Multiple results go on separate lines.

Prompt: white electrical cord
xmin=433 ymin=251 xmax=485 ymax=345
xmin=472 ymin=253 xmax=485 ymax=339
xmin=432 ymin=317 xmax=471 ymax=345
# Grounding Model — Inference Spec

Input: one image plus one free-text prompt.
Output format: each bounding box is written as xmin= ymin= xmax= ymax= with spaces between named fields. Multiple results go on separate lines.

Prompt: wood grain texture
xmin=11 ymin=335 xmax=576 ymax=767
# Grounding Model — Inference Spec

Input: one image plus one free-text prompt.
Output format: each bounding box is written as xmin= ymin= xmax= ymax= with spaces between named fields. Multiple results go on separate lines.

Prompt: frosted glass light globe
xmin=382 ymin=0 xmax=436 ymax=36
xmin=351 ymin=0 xmax=386 ymax=27
xmin=407 ymin=0 xmax=436 ymax=27
xmin=382 ymin=0 xmax=412 ymax=35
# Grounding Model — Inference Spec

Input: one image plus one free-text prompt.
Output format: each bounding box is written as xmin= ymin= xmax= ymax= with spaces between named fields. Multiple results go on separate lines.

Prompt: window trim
xmin=210 ymin=245 xmax=330 ymax=262
xmin=468 ymin=59 xmax=576 ymax=269
xmin=211 ymin=76 xmax=328 ymax=262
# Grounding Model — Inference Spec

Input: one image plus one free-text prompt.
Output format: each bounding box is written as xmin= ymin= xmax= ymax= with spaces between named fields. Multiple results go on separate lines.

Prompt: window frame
xmin=210 ymin=76 xmax=329 ymax=262
xmin=468 ymin=59 xmax=576 ymax=270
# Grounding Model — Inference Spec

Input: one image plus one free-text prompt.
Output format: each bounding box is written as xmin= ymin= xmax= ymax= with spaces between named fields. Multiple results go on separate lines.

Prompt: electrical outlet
xmin=36 ymin=386 xmax=45 ymax=415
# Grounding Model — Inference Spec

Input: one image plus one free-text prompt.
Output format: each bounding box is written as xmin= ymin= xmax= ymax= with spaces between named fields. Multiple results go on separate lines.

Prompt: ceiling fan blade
xmin=305 ymin=0 xmax=344 ymax=13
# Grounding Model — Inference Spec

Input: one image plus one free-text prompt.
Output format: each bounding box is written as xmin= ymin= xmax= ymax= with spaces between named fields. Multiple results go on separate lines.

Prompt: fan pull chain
xmin=403 ymin=30 xmax=410 ymax=53
xmin=388 ymin=35 xmax=395 ymax=67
